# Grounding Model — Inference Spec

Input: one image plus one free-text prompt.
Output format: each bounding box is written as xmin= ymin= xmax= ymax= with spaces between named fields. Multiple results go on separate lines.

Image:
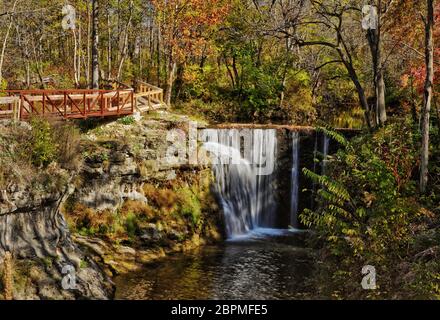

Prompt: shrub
xmin=300 ymin=120 xmax=430 ymax=297
xmin=120 ymin=200 xmax=154 ymax=219
xmin=66 ymin=203 xmax=115 ymax=236
xmin=176 ymin=187 xmax=202 ymax=226
xmin=124 ymin=212 xmax=139 ymax=238
xmin=29 ymin=117 xmax=57 ymax=168
xmin=52 ymin=123 xmax=81 ymax=170
xmin=143 ymin=183 xmax=178 ymax=214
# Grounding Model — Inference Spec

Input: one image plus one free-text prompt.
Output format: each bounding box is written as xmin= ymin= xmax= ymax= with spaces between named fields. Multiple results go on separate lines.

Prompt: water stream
xmin=115 ymin=230 xmax=313 ymax=300
xmin=322 ymin=134 xmax=330 ymax=175
xmin=115 ymin=128 xmax=330 ymax=300
xmin=203 ymin=129 xmax=278 ymax=238
xmin=290 ymin=132 xmax=300 ymax=228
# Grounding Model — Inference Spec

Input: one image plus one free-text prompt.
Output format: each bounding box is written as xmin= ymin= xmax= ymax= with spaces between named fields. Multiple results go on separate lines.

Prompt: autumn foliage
xmin=151 ymin=0 xmax=231 ymax=63
xmin=407 ymin=3 xmax=439 ymax=92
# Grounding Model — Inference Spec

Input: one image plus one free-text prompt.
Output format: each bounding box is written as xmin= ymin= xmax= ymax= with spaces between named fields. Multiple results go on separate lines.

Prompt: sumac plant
xmin=300 ymin=121 xmax=427 ymax=266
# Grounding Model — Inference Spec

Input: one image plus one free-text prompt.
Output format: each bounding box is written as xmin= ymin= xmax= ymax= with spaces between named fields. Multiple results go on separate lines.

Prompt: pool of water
xmin=114 ymin=229 xmax=316 ymax=300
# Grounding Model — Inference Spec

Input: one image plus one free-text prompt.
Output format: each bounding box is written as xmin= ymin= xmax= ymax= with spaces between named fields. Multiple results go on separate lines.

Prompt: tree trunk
xmin=26 ymin=61 xmax=30 ymax=88
xmin=377 ymin=69 xmax=387 ymax=124
xmin=107 ymin=10 xmax=112 ymax=80
xmin=420 ymin=0 xmax=435 ymax=193
xmin=116 ymin=1 xmax=133 ymax=81
xmin=164 ymin=59 xmax=176 ymax=106
xmin=223 ymin=55 xmax=236 ymax=88
xmin=297 ymin=41 xmax=373 ymax=130
xmin=366 ymin=2 xmax=387 ymax=126
xmin=86 ymin=2 xmax=91 ymax=85
xmin=156 ymin=22 xmax=161 ymax=87
xmin=72 ymin=29 xmax=79 ymax=87
xmin=91 ymin=0 xmax=99 ymax=89
xmin=279 ymin=37 xmax=292 ymax=108
xmin=344 ymin=60 xmax=373 ymax=130
xmin=0 ymin=0 xmax=19 ymax=85
xmin=174 ymin=64 xmax=185 ymax=101
xmin=77 ymin=22 xmax=82 ymax=86
xmin=2 ymin=252 xmax=13 ymax=300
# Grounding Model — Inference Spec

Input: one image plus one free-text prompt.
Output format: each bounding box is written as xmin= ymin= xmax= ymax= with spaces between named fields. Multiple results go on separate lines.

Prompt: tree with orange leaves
xmin=420 ymin=0 xmax=436 ymax=193
xmin=386 ymin=0 xmax=438 ymax=192
xmin=150 ymin=0 xmax=230 ymax=105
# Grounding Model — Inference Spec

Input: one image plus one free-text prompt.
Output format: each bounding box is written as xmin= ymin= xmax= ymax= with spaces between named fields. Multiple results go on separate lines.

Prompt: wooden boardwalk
xmin=135 ymin=81 xmax=166 ymax=112
xmin=0 ymin=81 xmax=166 ymax=121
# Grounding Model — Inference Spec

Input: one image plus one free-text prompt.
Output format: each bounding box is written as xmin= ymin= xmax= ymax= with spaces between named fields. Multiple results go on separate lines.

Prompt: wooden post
xmin=13 ymin=99 xmax=18 ymax=122
xmin=101 ymin=92 xmax=104 ymax=116
xmin=3 ymin=252 xmax=13 ymax=300
xmin=64 ymin=93 xmax=67 ymax=118
xmin=116 ymin=90 xmax=121 ymax=115
xmin=42 ymin=93 xmax=45 ymax=116
xmin=19 ymin=95 xmax=23 ymax=120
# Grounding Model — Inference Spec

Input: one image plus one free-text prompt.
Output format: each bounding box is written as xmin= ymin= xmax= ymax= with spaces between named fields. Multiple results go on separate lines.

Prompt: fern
xmin=315 ymin=125 xmax=350 ymax=149
xmin=317 ymin=189 xmax=345 ymax=206
xmin=302 ymin=168 xmax=351 ymax=203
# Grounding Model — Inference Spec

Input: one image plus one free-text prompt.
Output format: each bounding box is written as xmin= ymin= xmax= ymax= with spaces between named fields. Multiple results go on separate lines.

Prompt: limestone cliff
xmin=0 ymin=166 xmax=113 ymax=299
xmin=0 ymin=113 xmax=222 ymax=300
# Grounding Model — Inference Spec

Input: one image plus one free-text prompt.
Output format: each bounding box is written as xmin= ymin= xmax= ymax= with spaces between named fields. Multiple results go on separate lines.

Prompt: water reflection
xmin=115 ymin=230 xmax=314 ymax=300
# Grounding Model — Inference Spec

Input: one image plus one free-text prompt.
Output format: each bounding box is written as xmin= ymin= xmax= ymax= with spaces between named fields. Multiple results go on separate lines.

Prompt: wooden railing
xmin=104 ymin=79 xmax=132 ymax=90
xmin=135 ymin=81 xmax=165 ymax=110
xmin=0 ymin=93 xmax=20 ymax=121
xmin=0 ymin=89 xmax=134 ymax=120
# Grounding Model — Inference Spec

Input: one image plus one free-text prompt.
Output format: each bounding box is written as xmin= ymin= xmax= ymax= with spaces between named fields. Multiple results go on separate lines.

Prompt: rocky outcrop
xmin=0 ymin=112 xmax=221 ymax=300
xmin=0 ymin=178 xmax=113 ymax=299
xmin=73 ymin=114 xmax=206 ymax=211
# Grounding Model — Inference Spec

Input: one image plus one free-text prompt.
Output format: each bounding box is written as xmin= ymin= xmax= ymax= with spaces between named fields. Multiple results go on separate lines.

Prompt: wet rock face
xmin=0 ymin=194 xmax=68 ymax=259
xmin=252 ymin=128 xmax=316 ymax=229
xmin=139 ymin=223 xmax=163 ymax=244
xmin=270 ymin=128 xmax=347 ymax=229
xmin=0 ymin=187 xmax=113 ymax=299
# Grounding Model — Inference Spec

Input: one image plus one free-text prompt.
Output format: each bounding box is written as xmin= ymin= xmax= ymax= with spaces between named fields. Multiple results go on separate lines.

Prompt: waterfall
xmin=202 ymin=129 xmax=277 ymax=238
xmin=254 ymin=129 xmax=278 ymax=227
xmin=290 ymin=132 xmax=300 ymax=228
xmin=310 ymin=132 xmax=331 ymax=209
xmin=310 ymin=132 xmax=319 ymax=209
xmin=321 ymin=134 xmax=330 ymax=175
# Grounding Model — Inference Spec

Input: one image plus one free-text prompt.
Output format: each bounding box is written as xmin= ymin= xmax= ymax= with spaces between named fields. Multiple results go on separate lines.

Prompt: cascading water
xmin=310 ymin=132 xmax=331 ymax=209
xmin=254 ymin=129 xmax=278 ymax=228
xmin=290 ymin=132 xmax=300 ymax=228
xmin=321 ymin=134 xmax=330 ymax=175
xmin=202 ymin=129 xmax=277 ymax=238
xmin=203 ymin=141 xmax=257 ymax=237
xmin=310 ymin=132 xmax=319 ymax=209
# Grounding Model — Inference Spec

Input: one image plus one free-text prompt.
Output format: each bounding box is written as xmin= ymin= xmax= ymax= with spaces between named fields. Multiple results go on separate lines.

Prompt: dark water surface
xmin=114 ymin=228 xmax=315 ymax=300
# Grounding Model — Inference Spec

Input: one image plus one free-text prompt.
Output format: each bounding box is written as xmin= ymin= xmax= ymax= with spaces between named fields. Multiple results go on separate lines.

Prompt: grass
xmin=117 ymin=116 xmax=135 ymax=125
